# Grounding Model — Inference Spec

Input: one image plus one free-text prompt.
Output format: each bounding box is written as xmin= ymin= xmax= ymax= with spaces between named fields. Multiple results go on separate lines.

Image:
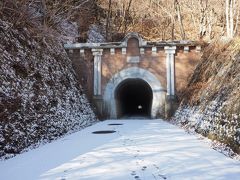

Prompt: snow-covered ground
xmin=0 ymin=119 xmax=239 ymax=180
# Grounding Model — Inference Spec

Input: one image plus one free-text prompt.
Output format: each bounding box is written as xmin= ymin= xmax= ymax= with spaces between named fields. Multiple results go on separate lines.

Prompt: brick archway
xmin=65 ymin=32 xmax=202 ymax=119
xmin=115 ymin=78 xmax=153 ymax=118
xmin=103 ymin=67 xmax=166 ymax=118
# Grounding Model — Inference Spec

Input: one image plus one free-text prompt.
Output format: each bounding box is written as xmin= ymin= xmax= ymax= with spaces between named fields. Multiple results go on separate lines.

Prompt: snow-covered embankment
xmin=0 ymin=20 xmax=97 ymax=159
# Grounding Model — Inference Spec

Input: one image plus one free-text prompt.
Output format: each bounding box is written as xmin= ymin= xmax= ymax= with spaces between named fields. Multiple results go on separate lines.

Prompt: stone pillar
xmin=164 ymin=46 xmax=178 ymax=118
xmin=92 ymin=49 xmax=103 ymax=96
xmin=164 ymin=46 xmax=176 ymax=96
xmin=170 ymin=52 xmax=175 ymax=96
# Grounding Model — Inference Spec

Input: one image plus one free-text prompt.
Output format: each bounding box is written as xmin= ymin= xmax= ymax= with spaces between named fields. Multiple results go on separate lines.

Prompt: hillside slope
xmin=173 ymin=39 xmax=240 ymax=154
xmin=0 ymin=20 xmax=97 ymax=159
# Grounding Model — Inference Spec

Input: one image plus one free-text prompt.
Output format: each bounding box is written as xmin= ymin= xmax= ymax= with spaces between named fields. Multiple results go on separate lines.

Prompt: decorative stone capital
xmin=110 ymin=48 xmax=115 ymax=55
xmin=69 ymin=49 xmax=74 ymax=54
xmin=152 ymin=47 xmax=157 ymax=55
xmin=122 ymin=48 xmax=127 ymax=55
xmin=92 ymin=49 xmax=103 ymax=56
xmin=80 ymin=49 xmax=85 ymax=55
xmin=164 ymin=46 xmax=176 ymax=54
xmin=184 ymin=46 xmax=189 ymax=53
xmin=196 ymin=45 xmax=201 ymax=52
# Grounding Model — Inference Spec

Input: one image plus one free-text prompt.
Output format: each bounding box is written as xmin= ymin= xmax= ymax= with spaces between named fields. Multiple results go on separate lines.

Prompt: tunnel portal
xmin=115 ymin=78 xmax=153 ymax=118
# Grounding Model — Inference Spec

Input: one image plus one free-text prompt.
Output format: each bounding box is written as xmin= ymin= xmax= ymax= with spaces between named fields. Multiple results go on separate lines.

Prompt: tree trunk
xmin=226 ymin=0 xmax=230 ymax=37
xmin=174 ymin=0 xmax=185 ymax=39
xmin=41 ymin=0 xmax=47 ymax=27
xmin=123 ymin=0 xmax=133 ymax=34
xmin=230 ymin=0 xmax=234 ymax=37
xmin=106 ymin=0 xmax=112 ymax=41
xmin=234 ymin=0 xmax=240 ymax=35
xmin=199 ymin=0 xmax=208 ymax=40
xmin=171 ymin=18 xmax=175 ymax=40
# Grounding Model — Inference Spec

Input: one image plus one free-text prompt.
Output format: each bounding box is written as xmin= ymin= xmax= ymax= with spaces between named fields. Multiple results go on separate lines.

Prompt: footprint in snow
xmin=131 ymin=172 xmax=141 ymax=179
xmin=63 ymin=167 xmax=73 ymax=173
xmin=141 ymin=166 xmax=147 ymax=171
xmin=158 ymin=174 xmax=167 ymax=179
xmin=134 ymin=175 xmax=141 ymax=180
xmin=153 ymin=164 xmax=167 ymax=179
xmin=131 ymin=171 xmax=141 ymax=179
xmin=131 ymin=171 xmax=136 ymax=176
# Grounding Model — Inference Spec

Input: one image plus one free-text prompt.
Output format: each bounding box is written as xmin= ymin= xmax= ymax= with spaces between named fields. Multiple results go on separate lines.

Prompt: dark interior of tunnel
xmin=115 ymin=78 xmax=153 ymax=118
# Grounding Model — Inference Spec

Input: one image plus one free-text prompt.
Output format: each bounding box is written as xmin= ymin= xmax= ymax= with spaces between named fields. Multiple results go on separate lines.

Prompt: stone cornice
xmin=64 ymin=33 xmax=203 ymax=50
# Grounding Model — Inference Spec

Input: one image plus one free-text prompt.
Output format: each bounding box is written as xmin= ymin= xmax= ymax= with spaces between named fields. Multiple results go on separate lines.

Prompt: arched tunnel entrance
xmin=115 ymin=78 xmax=153 ymax=118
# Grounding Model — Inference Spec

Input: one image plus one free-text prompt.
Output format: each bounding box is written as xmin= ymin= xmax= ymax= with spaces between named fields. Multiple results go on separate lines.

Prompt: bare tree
xmin=105 ymin=0 xmax=112 ymax=40
xmin=174 ymin=0 xmax=185 ymax=40
xmin=198 ymin=0 xmax=209 ymax=40
xmin=98 ymin=0 xmax=240 ymax=40
xmin=41 ymin=0 xmax=47 ymax=27
xmin=123 ymin=0 xmax=133 ymax=34
xmin=226 ymin=0 xmax=240 ymax=38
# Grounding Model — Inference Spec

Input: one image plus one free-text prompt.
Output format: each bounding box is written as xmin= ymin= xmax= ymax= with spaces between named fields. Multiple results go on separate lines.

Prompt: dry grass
xmin=180 ymin=82 xmax=208 ymax=106
xmin=0 ymin=0 xmax=99 ymax=43
xmin=181 ymin=37 xmax=240 ymax=107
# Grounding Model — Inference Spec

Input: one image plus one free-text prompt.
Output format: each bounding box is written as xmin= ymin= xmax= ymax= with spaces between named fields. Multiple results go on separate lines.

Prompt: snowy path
xmin=0 ymin=119 xmax=239 ymax=180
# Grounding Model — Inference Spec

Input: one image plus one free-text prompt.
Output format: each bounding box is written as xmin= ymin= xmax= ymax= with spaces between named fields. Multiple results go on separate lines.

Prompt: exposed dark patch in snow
xmin=92 ymin=130 xmax=116 ymax=134
xmin=108 ymin=123 xmax=124 ymax=126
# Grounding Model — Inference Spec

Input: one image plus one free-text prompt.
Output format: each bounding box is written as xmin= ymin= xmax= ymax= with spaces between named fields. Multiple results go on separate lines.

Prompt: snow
xmin=87 ymin=25 xmax=105 ymax=43
xmin=0 ymin=119 xmax=239 ymax=180
xmin=0 ymin=19 xmax=97 ymax=158
xmin=59 ymin=20 xmax=79 ymax=43
xmin=173 ymin=104 xmax=240 ymax=157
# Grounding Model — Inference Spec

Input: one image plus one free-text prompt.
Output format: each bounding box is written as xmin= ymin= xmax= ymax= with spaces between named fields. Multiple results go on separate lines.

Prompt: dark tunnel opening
xmin=115 ymin=78 xmax=153 ymax=118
